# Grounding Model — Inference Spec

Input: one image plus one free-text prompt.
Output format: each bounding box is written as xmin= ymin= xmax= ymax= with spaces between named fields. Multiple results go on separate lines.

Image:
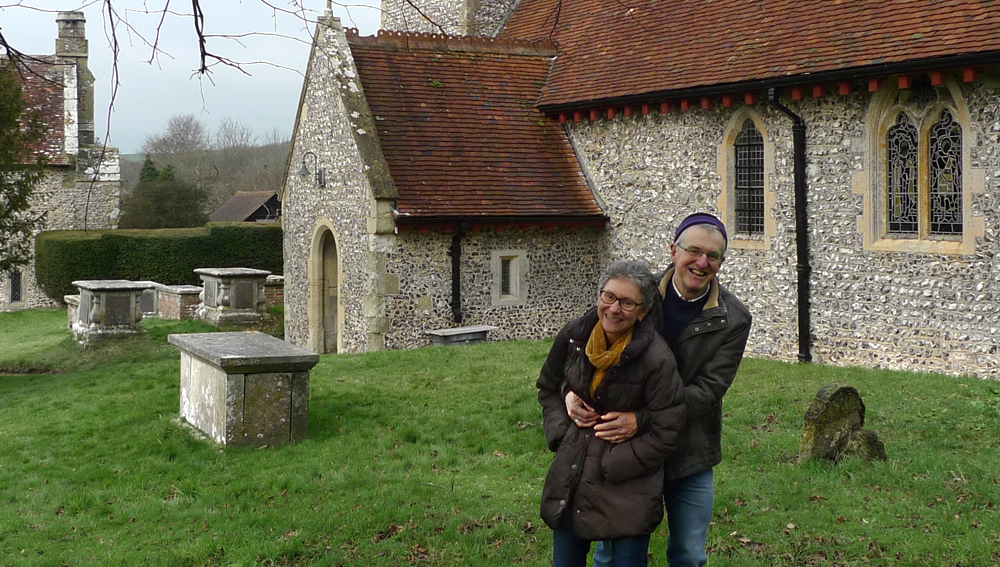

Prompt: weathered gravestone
xmin=799 ymin=382 xmax=887 ymax=464
xmin=168 ymin=332 xmax=319 ymax=447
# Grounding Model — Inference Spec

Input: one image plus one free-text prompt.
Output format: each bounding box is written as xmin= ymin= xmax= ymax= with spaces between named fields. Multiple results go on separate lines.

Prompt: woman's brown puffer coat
xmin=537 ymin=307 xmax=685 ymax=541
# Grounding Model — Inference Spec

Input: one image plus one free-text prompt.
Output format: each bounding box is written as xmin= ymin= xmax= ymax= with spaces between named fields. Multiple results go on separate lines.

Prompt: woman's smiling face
xmin=597 ymin=278 xmax=646 ymax=344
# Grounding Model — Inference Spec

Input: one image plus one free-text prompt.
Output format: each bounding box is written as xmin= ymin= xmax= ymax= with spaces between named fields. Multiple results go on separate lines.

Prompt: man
xmin=567 ymin=212 xmax=752 ymax=567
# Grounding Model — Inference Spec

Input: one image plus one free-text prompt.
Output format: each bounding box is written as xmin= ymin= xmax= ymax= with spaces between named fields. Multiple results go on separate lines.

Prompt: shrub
xmin=35 ymin=223 xmax=282 ymax=300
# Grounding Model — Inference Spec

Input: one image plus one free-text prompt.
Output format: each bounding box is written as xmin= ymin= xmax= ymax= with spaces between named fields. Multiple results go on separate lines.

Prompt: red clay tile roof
xmin=500 ymin=0 xmax=1000 ymax=109
xmin=347 ymin=30 xmax=605 ymax=221
xmin=16 ymin=57 xmax=68 ymax=165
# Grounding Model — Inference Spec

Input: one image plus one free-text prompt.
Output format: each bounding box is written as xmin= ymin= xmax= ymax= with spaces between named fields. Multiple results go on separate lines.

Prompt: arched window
xmin=855 ymin=76 xmax=981 ymax=254
xmin=734 ymin=120 xmax=764 ymax=236
xmin=929 ymin=110 xmax=962 ymax=235
xmin=719 ymin=109 xmax=774 ymax=250
xmin=879 ymin=81 xmax=966 ymax=241
xmin=886 ymin=114 xmax=918 ymax=234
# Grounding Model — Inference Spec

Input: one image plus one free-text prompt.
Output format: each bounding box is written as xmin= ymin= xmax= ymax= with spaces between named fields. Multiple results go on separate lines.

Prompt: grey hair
xmin=677 ymin=223 xmax=728 ymax=257
xmin=598 ymin=260 xmax=659 ymax=312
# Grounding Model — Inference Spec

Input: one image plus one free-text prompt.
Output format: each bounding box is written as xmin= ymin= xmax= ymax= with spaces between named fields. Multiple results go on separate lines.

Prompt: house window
xmin=491 ymin=250 xmax=527 ymax=306
xmin=734 ymin=120 xmax=765 ymax=235
xmin=854 ymin=75 xmax=982 ymax=255
xmin=8 ymin=269 xmax=23 ymax=304
xmin=886 ymin=108 xmax=962 ymax=237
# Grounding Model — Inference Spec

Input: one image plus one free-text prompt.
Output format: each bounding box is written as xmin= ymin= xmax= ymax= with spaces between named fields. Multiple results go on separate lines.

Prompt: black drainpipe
xmin=449 ymin=222 xmax=469 ymax=324
xmin=768 ymin=88 xmax=812 ymax=363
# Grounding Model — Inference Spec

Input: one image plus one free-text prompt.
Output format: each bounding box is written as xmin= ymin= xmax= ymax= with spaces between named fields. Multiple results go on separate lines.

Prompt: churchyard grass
xmin=1 ymin=309 xmax=998 ymax=566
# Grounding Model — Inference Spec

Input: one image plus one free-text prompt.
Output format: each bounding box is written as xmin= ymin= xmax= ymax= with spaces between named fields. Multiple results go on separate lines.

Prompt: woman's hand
xmin=565 ymin=391 xmax=599 ymax=428
xmin=594 ymin=412 xmax=638 ymax=443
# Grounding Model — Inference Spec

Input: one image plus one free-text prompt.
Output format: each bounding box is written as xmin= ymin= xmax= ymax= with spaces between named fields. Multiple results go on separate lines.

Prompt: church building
xmin=282 ymin=0 xmax=1000 ymax=377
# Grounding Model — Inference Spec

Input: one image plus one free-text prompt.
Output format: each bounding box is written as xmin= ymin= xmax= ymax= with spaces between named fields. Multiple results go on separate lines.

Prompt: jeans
xmin=553 ymin=507 xmax=652 ymax=567
xmin=593 ymin=469 xmax=714 ymax=567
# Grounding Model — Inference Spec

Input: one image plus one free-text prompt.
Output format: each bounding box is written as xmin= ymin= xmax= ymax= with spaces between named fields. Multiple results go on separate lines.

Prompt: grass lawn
xmin=1 ymin=309 xmax=998 ymax=566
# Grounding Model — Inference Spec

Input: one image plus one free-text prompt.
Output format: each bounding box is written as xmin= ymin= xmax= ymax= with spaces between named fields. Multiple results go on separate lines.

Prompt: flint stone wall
xmin=0 ymin=157 xmax=120 ymax=311
xmin=381 ymin=0 xmax=516 ymax=37
xmin=384 ymin=227 xmax=606 ymax=349
xmin=567 ymin=79 xmax=1000 ymax=377
xmin=283 ymin=17 xmax=386 ymax=352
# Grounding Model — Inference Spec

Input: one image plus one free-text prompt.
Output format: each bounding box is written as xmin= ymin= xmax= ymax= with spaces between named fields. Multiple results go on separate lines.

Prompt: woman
xmin=537 ymin=260 xmax=686 ymax=567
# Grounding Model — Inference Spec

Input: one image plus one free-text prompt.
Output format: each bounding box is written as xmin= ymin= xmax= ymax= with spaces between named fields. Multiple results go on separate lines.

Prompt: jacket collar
xmin=658 ymin=267 xmax=720 ymax=310
xmin=572 ymin=306 xmax=657 ymax=357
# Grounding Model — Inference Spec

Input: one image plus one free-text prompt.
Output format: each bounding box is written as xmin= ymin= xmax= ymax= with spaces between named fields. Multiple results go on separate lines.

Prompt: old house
xmin=1 ymin=11 xmax=121 ymax=311
xmin=284 ymin=0 xmax=1000 ymax=377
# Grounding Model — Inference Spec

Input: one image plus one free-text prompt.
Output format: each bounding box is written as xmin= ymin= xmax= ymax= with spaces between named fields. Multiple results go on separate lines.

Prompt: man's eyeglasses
xmin=676 ymin=243 xmax=724 ymax=263
xmin=599 ymin=290 xmax=643 ymax=312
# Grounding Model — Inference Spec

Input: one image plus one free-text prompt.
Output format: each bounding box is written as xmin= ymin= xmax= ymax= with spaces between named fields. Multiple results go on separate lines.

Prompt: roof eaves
xmin=538 ymin=50 xmax=1000 ymax=113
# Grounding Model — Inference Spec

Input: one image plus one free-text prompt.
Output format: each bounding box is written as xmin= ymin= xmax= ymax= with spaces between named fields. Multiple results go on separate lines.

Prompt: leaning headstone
xmin=799 ymin=382 xmax=886 ymax=464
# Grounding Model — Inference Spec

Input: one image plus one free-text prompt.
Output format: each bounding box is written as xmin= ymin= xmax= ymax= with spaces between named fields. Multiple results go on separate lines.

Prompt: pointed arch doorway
xmin=309 ymin=224 xmax=342 ymax=355
xmin=320 ymin=230 xmax=339 ymax=353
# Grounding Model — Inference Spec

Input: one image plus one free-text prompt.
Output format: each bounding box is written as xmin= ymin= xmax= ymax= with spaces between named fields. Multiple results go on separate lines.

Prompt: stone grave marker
xmin=799 ymin=382 xmax=887 ymax=464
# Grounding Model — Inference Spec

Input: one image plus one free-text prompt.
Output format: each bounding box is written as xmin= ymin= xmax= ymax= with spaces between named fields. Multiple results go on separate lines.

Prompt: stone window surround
xmin=491 ymin=249 xmax=528 ymax=306
xmin=718 ymin=107 xmax=777 ymax=251
xmin=3 ymin=270 xmax=26 ymax=309
xmin=853 ymin=76 xmax=985 ymax=255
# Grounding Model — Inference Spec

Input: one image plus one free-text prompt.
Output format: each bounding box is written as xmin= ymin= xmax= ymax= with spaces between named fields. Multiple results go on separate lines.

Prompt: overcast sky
xmin=1 ymin=1 xmax=381 ymax=153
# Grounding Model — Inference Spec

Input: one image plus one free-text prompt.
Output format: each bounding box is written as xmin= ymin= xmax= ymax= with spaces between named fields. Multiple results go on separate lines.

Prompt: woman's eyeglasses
xmin=599 ymin=290 xmax=643 ymax=312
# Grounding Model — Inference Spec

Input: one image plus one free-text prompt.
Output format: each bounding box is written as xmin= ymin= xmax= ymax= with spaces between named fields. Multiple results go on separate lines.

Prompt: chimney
xmin=56 ymin=11 xmax=95 ymax=146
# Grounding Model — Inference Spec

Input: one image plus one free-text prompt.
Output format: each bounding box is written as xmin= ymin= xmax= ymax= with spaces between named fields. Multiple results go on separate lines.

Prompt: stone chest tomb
xmin=169 ymin=332 xmax=319 ymax=447
xmin=70 ymin=280 xmax=155 ymax=344
xmin=195 ymin=268 xmax=271 ymax=327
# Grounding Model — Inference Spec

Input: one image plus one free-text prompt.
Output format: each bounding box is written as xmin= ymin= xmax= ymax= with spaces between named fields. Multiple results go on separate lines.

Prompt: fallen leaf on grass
xmin=372 ymin=524 xmax=404 ymax=543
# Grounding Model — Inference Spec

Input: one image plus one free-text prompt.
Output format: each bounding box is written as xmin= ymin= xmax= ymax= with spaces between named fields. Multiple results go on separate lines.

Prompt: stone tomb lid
xmin=156 ymin=283 xmax=203 ymax=293
xmin=168 ymin=331 xmax=319 ymax=373
xmin=427 ymin=325 xmax=499 ymax=336
xmin=72 ymin=279 xmax=157 ymax=291
xmin=194 ymin=268 xmax=272 ymax=278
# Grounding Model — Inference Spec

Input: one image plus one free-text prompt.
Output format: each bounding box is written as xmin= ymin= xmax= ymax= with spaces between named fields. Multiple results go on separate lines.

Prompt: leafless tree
xmin=143 ymin=114 xmax=211 ymax=155
xmin=215 ymin=118 xmax=258 ymax=151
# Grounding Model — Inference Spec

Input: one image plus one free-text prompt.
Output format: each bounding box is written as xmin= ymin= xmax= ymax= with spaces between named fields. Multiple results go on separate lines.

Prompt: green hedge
xmin=35 ymin=223 xmax=283 ymax=300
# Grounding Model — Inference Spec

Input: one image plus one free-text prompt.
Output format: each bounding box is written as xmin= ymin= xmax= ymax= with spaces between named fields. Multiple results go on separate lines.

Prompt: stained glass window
xmin=929 ymin=110 xmax=962 ymax=235
xmin=735 ymin=120 xmax=764 ymax=235
xmin=887 ymin=114 xmax=919 ymax=234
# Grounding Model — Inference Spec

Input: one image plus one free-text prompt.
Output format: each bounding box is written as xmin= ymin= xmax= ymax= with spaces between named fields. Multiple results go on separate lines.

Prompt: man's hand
xmin=565 ymin=391 xmax=599 ymax=428
xmin=594 ymin=412 xmax=637 ymax=443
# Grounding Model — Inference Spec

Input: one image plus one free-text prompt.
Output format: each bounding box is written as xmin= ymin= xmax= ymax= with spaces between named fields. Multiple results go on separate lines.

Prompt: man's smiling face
xmin=670 ymin=225 xmax=726 ymax=300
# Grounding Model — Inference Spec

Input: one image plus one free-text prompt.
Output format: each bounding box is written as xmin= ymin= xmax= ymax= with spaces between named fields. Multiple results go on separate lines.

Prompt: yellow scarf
xmin=585 ymin=319 xmax=633 ymax=397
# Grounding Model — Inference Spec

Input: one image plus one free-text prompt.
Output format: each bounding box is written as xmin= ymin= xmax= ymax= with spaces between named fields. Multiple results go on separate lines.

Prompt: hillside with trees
xmin=120 ymin=115 xmax=289 ymax=228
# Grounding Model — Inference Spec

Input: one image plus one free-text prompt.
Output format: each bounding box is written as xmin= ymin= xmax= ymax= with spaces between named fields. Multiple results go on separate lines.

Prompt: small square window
xmin=491 ymin=250 xmax=528 ymax=306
